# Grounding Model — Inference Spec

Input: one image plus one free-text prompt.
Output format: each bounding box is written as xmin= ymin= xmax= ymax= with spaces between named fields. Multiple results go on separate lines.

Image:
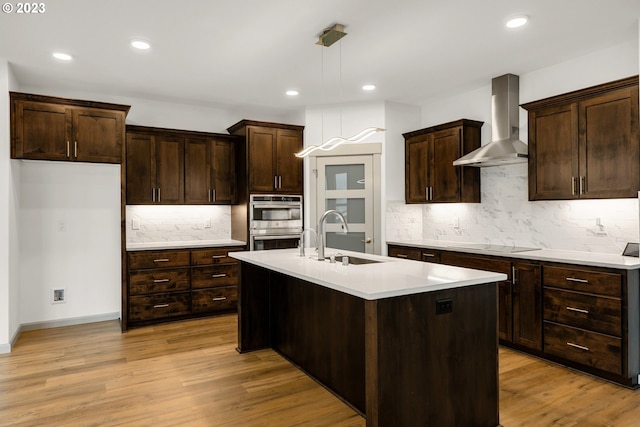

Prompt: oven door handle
xmin=253 ymin=235 xmax=301 ymax=241
xmin=250 ymin=204 xmax=301 ymax=209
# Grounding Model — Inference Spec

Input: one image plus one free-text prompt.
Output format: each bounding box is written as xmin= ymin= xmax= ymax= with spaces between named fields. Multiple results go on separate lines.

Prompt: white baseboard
xmin=1 ymin=312 xmax=121 ymax=354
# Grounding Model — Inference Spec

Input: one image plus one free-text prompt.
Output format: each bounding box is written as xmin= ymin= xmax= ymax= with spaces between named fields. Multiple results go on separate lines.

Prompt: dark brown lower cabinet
xmin=238 ymin=262 xmax=499 ymax=427
xmin=388 ymin=244 xmax=640 ymax=387
xmin=512 ymin=261 xmax=543 ymax=350
xmin=125 ymin=246 xmax=243 ymax=329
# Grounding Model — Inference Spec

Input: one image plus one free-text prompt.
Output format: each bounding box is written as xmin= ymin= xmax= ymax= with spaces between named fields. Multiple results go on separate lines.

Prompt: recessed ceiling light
xmin=131 ymin=40 xmax=151 ymax=50
xmin=362 ymin=84 xmax=376 ymax=91
xmin=52 ymin=52 xmax=73 ymax=61
xmin=286 ymin=90 xmax=299 ymax=96
xmin=506 ymin=15 xmax=528 ymax=28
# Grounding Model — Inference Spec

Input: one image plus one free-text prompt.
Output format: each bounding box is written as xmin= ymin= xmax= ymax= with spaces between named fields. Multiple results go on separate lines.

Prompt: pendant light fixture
xmin=295 ymin=23 xmax=385 ymax=158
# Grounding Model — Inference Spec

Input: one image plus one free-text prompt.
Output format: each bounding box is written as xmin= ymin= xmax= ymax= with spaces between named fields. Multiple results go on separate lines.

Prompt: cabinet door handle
xmin=274 ymin=176 xmax=278 ymax=189
xmin=430 ymin=187 xmax=433 ymax=200
xmin=212 ymin=296 xmax=227 ymax=301
xmin=567 ymin=342 xmax=590 ymax=352
xmin=212 ymin=188 xmax=216 ymax=202
xmin=153 ymin=304 xmax=169 ymax=309
xmin=152 ymin=188 xmax=155 ymax=202
xmin=66 ymin=141 xmax=70 ymax=158
xmin=422 ymin=253 xmax=435 ymax=258
xmin=153 ymin=278 xmax=170 ymax=283
xmin=278 ymin=176 xmax=282 ymax=189
xmin=571 ymin=177 xmax=577 ymax=195
xmin=74 ymin=141 xmax=78 ymax=158
xmin=208 ymin=189 xmax=211 ymax=202
xmin=396 ymin=254 xmax=408 ymax=258
xmin=566 ymin=277 xmax=589 ymax=284
xmin=211 ymin=274 xmax=227 ymax=278
xmin=580 ymin=176 xmax=586 ymax=195
xmin=157 ymin=188 xmax=161 ymax=202
xmin=511 ymin=266 xmax=516 ymax=285
xmin=153 ymin=258 xmax=170 ymax=263
xmin=566 ymin=306 xmax=589 ymax=314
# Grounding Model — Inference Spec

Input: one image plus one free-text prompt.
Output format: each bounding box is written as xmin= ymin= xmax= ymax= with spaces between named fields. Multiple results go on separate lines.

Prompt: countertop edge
xmin=126 ymin=240 xmax=247 ymax=251
xmin=386 ymin=240 xmax=640 ymax=270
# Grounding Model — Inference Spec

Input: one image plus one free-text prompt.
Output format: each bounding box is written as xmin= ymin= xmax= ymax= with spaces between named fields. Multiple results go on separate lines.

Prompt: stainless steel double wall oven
xmin=249 ymin=195 xmax=302 ymax=250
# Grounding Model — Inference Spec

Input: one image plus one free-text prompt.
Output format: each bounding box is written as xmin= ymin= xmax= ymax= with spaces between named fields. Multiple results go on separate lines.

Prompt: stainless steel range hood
xmin=453 ymin=74 xmax=528 ymax=167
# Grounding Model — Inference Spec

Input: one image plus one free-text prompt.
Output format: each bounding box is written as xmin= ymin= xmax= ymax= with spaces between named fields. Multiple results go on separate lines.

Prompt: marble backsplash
xmin=387 ymin=163 xmax=639 ymax=254
xmin=126 ymin=205 xmax=231 ymax=244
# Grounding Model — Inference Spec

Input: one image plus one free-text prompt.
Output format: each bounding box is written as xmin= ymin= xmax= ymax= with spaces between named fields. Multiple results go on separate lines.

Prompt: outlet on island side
xmin=436 ymin=298 xmax=453 ymax=315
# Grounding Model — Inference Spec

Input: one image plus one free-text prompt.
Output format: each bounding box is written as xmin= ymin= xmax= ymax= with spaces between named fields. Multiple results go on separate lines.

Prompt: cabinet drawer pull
xmin=422 ymin=253 xmax=435 ymax=258
xmin=396 ymin=254 xmax=408 ymax=258
xmin=74 ymin=141 xmax=78 ymax=158
xmin=211 ymin=255 xmax=226 ymax=259
xmin=66 ymin=141 xmax=70 ymax=158
xmin=153 ymin=304 xmax=169 ymax=309
xmin=153 ymin=259 xmax=170 ymax=263
xmin=153 ymin=279 xmax=170 ymax=283
xmin=571 ymin=176 xmax=576 ymax=195
xmin=566 ymin=306 xmax=589 ymax=314
xmin=212 ymin=296 xmax=227 ymax=302
xmin=211 ymin=274 xmax=227 ymax=278
xmin=567 ymin=342 xmax=590 ymax=351
xmin=566 ymin=277 xmax=589 ymax=284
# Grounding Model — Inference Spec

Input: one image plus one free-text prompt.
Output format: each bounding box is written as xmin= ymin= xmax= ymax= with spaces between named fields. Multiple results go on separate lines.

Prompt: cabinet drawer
xmin=191 ymin=264 xmax=238 ymax=289
xmin=543 ymin=266 xmax=621 ymax=297
xmin=543 ymin=288 xmax=621 ymax=336
xmin=129 ymin=268 xmax=190 ymax=296
xmin=388 ymin=246 xmax=421 ymax=261
xmin=129 ymin=292 xmax=190 ymax=321
xmin=128 ymin=250 xmax=190 ymax=269
xmin=544 ymin=321 xmax=621 ymax=375
xmin=191 ymin=287 xmax=238 ymax=314
xmin=191 ymin=247 xmax=243 ymax=265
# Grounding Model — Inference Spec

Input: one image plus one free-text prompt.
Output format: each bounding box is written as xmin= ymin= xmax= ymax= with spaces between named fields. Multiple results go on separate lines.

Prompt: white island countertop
xmin=230 ymin=248 xmax=507 ymax=300
xmin=387 ymin=239 xmax=640 ymax=270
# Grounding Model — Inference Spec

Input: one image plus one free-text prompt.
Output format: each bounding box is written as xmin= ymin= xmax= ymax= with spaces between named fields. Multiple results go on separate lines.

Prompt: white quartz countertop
xmin=230 ymin=248 xmax=507 ymax=300
xmin=386 ymin=239 xmax=640 ymax=270
xmin=127 ymin=239 xmax=246 ymax=251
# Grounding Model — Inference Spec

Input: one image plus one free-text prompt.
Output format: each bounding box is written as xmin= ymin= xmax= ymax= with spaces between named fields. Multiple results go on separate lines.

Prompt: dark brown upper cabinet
xmin=522 ymin=76 xmax=639 ymax=200
xmin=10 ymin=92 xmax=130 ymax=164
xmin=227 ymin=120 xmax=304 ymax=195
xmin=126 ymin=125 xmax=238 ymax=205
xmin=185 ymin=137 xmax=236 ymax=204
xmin=403 ymin=119 xmax=483 ymax=204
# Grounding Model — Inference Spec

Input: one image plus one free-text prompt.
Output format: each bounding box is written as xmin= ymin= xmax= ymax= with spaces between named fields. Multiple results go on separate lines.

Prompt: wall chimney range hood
xmin=453 ymin=74 xmax=528 ymax=167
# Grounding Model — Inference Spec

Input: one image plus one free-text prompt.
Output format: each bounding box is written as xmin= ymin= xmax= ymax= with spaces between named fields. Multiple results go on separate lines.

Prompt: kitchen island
xmin=231 ymin=249 xmax=507 ymax=427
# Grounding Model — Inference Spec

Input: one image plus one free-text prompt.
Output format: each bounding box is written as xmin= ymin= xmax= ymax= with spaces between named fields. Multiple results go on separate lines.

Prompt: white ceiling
xmin=1 ymin=0 xmax=639 ymax=115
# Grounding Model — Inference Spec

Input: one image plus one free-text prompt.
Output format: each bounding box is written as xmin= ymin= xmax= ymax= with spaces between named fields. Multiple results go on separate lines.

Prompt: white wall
xmin=19 ymin=161 xmax=121 ymax=324
xmin=407 ymin=38 xmax=640 ymax=253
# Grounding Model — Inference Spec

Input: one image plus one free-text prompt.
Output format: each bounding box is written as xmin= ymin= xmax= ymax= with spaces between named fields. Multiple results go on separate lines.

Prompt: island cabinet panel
xmin=10 ymin=92 xmax=130 ymax=163
xmin=365 ymin=282 xmax=498 ymax=427
xmin=270 ymin=272 xmax=366 ymax=414
xmin=237 ymin=263 xmax=272 ymax=352
xmin=523 ymin=76 xmax=639 ymax=200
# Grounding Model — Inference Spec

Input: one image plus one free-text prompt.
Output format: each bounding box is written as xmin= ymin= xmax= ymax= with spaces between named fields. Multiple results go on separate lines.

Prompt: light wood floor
xmin=1 ymin=315 xmax=639 ymax=427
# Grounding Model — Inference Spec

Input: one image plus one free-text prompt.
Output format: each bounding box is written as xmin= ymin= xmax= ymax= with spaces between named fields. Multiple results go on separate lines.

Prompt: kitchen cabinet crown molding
xmin=126 ymin=124 xmax=240 ymax=141
xmin=226 ymin=119 xmax=305 ymax=135
xmin=521 ymin=75 xmax=639 ymax=110
xmin=10 ymin=91 xmax=131 ymax=114
xmin=402 ymin=118 xmax=483 ymax=139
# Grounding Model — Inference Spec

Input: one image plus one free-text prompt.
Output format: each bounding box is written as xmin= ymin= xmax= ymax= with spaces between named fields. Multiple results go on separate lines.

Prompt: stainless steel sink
xmin=325 ymin=255 xmax=382 ymax=265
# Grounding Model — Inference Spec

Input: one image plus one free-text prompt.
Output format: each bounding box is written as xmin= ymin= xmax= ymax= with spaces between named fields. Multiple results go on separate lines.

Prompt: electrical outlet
xmin=436 ymin=299 xmax=453 ymax=315
xmin=204 ymin=217 xmax=211 ymax=229
xmin=453 ymin=217 xmax=460 ymax=230
xmin=52 ymin=288 xmax=65 ymax=304
xmin=131 ymin=218 xmax=140 ymax=230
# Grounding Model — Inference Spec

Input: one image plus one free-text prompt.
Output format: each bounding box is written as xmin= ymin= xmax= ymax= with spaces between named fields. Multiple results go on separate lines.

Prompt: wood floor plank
xmin=1 ymin=315 xmax=640 ymax=426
